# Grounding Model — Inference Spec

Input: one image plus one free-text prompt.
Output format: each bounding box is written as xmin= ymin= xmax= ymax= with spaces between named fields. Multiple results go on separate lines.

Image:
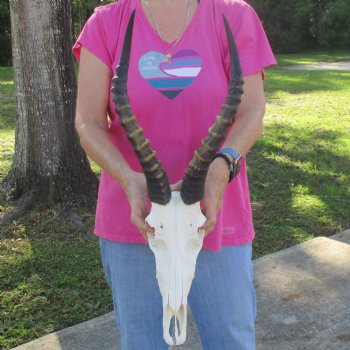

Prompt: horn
xmin=111 ymin=11 xmax=171 ymax=205
xmin=180 ymin=15 xmax=244 ymax=205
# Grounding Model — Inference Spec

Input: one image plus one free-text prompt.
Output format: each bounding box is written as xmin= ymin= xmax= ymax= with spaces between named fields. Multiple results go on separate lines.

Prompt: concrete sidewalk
xmin=13 ymin=231 xmax=350 ymax=350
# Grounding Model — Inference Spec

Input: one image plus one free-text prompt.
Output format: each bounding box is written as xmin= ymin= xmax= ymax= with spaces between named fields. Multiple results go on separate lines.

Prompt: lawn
xmin=251 ymin=68 xmax=350 ymax=255
xmin=1 ymin=53 xmax=350 ymax=348
xmin=275 ymin=49 xmax=350 ymax=67
xmin=0 ymin=67 xmax=112 ymax=349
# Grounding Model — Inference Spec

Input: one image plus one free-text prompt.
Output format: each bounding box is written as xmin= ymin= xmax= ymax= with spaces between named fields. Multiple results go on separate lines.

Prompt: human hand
xmin=125 ymin=172 xmax=155 ymax=240
xmin=199 ymin=157 xmax=230 ymax=235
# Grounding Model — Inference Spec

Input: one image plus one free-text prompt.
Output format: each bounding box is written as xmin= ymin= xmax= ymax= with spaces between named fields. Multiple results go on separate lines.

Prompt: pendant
xmin=164 ymin=53 xmax=172 ymax=63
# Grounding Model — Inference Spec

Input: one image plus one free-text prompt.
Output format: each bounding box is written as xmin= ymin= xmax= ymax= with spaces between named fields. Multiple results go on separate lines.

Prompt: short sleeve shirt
xmin=73 ymin=0 xmax=276 ymax=251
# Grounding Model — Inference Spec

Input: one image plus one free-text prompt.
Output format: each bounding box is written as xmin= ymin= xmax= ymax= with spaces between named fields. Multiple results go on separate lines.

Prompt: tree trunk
xmin=2 ymin=0 xmax=98 ymax=222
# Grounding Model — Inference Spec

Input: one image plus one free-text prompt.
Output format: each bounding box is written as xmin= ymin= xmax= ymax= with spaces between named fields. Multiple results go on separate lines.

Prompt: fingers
xmin=129 ymin=196 xmax=155 ymax=241
xmin=199 ymin=204 xmax=217 ymax=236
xmin=131 ymin=212 xmax=154 ymax=238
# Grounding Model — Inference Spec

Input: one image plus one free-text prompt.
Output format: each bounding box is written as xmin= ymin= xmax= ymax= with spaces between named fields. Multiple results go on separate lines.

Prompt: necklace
xmin=143 ymin=0 xmax=191 ymax=62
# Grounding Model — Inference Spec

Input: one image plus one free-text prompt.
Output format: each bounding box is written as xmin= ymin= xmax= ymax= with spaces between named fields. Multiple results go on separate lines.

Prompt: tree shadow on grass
xmin=0 ymin=220 xmax=112 ymax=349
xmin=249 ymin=124 xmax=350 ymax=258
xmin=0 ymin=67 xmax=14 ymax=82
xmin=0 ymin=68 xmax=15 ymax=131
xmin=264 ymin=69 xmax=350 ymax=95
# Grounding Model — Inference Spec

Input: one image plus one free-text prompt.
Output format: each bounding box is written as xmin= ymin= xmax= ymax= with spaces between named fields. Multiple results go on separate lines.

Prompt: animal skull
xmin=146 ymin=191 xmax=206 ymax=345
xmin=111 ymin=10 xmax=243 ymax=346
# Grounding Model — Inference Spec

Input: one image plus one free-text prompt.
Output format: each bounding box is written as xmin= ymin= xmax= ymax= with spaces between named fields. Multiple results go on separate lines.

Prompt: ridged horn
xmin=111 ymin=11 xmax=171 ymax=205
xmin=180 ymin=15 xmax=244 ymax=205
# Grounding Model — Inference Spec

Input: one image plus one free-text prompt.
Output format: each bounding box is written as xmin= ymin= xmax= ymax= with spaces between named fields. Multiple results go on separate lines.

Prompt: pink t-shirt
xmin=73 ymin=0 xmax=276 ymax=251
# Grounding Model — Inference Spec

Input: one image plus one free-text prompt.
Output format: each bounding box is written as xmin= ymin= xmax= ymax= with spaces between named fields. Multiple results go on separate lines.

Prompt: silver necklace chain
xmin=143 ymin=0 xmax=191 ymax=62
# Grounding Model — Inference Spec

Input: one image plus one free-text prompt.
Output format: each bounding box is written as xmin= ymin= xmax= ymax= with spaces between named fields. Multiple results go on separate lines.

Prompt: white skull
xmin=146 ymin=191 xmax=206 ymax=346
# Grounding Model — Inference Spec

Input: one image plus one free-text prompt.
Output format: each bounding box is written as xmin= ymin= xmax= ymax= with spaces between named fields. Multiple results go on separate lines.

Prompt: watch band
xmin=220 ymin=147 xmax=241 ymax=163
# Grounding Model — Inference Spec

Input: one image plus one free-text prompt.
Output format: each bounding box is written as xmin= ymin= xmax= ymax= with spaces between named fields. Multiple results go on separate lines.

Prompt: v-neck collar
xmin=134 ymin=0 xmax=203 ymax=47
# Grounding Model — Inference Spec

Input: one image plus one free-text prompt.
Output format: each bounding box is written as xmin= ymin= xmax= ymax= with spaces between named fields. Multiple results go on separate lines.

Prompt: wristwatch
xmin=221 ymin=147 xmax=242 ymax=178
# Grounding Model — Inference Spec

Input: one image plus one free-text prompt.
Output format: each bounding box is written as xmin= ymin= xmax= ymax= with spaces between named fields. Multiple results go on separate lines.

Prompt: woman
xmin=73 ymin=0 xmax=276 ymax=349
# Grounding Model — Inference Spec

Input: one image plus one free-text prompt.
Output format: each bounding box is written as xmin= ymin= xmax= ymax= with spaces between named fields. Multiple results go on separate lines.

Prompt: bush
xmin=247 ymin=0 xmax=350 ymax=53
xmin=0 ymin=0 xmax=11 ymax=66
xmin=0 ymin=0 xmax=115 ymax=66
xmin=314 ymin=0 xmax=350 ymax=48
xmin=71 ymin=0 xmax=115 ymax=39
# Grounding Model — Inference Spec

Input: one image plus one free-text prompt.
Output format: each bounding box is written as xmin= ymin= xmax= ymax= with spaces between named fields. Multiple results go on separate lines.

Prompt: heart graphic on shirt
xmin=138 ymin=50 xmax=202 ymax=99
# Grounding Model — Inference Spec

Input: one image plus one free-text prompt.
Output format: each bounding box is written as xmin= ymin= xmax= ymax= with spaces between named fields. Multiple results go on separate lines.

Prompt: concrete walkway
xmin=284 ymin=60 xmax=350 ymax=71
xmin=12 ymin=230 xmax=350 ymax=350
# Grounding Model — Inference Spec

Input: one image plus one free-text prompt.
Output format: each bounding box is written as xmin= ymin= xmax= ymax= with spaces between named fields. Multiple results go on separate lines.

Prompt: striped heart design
xmin=138 ymin=49 xmax=202 ymax=99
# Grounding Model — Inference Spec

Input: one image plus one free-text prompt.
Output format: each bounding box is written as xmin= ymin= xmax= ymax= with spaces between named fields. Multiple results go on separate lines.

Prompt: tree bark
xmin=2 ymin=0 xmax=98 ymax=222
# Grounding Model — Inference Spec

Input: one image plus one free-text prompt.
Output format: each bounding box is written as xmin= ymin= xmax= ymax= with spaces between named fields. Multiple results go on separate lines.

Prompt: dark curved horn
xmin=111 ymin=11 xmax=171 ymax=205
xmin=180 ymin=15 xmax=244 ymax=205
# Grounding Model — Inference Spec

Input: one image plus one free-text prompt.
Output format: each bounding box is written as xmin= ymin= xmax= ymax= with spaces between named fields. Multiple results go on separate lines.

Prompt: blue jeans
xmin=99 ymin=238 xmax=256 ymax=350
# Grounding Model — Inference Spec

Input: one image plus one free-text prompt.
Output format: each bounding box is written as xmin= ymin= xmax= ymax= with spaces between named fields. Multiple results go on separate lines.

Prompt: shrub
xmin=0 ymin=0 xmax=11 ymax=66
xmin=313 ymin=0 xmax=350 ymax=48
xmin=247 ymin=0 xmax=350 ymax=53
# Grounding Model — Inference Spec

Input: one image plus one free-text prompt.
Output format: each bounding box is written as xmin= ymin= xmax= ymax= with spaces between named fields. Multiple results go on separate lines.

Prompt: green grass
xmin=0 ymin=227 xmax=111 ymax=347
xmin=1 ymin=53 xmax=350 ymax=348
xmin=276 ymin=49 xmax=350 ymax=66
xmin=250 ymin=68 xmax=350 ymax=255
xmin=0 ymin=67 xmax=15 ymax=179
xmin=0 ymin=67 xmax=110 ymax=349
